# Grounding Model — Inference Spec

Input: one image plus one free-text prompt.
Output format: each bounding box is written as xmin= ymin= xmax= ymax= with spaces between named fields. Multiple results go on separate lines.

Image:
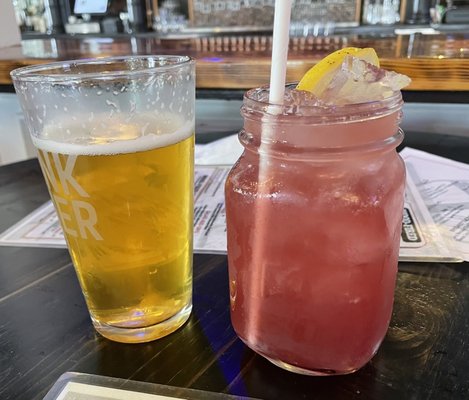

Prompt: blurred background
xmin=1 ymin=0 xmax=468 ymax=166
xmin=8 ymin=0 xmax=469 ymax=37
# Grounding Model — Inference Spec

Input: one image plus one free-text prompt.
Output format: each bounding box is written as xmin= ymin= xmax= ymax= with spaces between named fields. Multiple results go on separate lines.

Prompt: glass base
xmin=263 ymin=355 xmax=359 ymax=376
xmin=91 ymin=303 xmax=192 ymax=344
xmin=237 ymin=335 xmax=362 ymax=376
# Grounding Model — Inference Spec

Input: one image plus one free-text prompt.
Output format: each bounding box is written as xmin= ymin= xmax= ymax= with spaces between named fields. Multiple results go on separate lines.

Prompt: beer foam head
xmin=33 ymin=112 xmax=194 ymax=156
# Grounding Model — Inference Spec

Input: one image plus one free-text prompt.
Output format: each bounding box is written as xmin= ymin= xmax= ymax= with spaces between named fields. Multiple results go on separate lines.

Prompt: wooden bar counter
xmin=0 ymin=33 xmax=468 ymax=91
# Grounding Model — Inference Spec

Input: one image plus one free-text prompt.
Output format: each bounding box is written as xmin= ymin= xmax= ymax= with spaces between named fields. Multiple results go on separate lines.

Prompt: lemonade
xmin=225 ymin=49 xmax=410 ymax=375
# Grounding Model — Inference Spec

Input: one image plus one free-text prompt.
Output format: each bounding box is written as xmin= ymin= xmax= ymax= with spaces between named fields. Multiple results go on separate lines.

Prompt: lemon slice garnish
xmin=296 ymin=48 xmax=380 ymax=96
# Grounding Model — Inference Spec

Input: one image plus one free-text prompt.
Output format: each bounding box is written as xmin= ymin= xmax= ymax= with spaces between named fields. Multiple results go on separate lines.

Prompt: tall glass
xmin=12 ymin=56 xmax=195 ymax=344
xmin=225 ymin=87 xmax=406 ymax=375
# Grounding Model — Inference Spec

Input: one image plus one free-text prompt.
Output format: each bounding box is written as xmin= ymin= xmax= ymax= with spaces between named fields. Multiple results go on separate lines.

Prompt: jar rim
xmin=10 ymin=55 xmax=194 ymax=83
xmin=243 ymin=84 xmax=403 ymax=125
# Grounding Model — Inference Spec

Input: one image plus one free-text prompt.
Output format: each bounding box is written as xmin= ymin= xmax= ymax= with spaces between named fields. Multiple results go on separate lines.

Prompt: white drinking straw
xmin=269 ymin=0 xmax=293 ymax=105
xmin=247 ymin=0 xmax=292 ymax=335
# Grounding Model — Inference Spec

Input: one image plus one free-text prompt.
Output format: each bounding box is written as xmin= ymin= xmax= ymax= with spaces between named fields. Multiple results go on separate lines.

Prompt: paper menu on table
xmin=193 ymin=165 xmax=229 ymax=254
xmin=399 ymin=174 xmax=461 ymax=262
xmin=0 ymin=166 xmax=229 ymax=254
xmin=400 ymin=147 xmax=469 ymax=262
xmin=0 ymin=201 xmax=65 ymax=248
xmin=0 ymin=156 xmax=464 ymax=262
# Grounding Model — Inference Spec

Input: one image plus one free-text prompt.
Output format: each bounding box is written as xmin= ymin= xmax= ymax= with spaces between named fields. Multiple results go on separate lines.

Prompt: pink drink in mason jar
xmin=225 ymin=81 xmax=407 ymax=375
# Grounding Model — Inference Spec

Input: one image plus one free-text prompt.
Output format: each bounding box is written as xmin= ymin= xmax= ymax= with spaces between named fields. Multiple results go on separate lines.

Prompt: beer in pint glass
xmin=12 ymin=56 xmax=195 ymax=343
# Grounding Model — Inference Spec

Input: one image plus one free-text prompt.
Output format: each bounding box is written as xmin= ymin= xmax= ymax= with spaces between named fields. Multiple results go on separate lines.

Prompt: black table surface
xmin=1 ymin=130 xmax=469 ymax=400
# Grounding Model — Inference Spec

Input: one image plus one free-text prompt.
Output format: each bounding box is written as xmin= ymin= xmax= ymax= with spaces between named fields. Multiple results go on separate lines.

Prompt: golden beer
xmin=11 ymin=54 xmax=195 ymax=343
xmin=35 ymin=114 xmax=194 ymax=343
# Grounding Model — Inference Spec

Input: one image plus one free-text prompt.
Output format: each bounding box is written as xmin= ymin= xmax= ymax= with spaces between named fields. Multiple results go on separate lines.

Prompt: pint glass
xmin=12 ymin=56 xmax=195 ymax=343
